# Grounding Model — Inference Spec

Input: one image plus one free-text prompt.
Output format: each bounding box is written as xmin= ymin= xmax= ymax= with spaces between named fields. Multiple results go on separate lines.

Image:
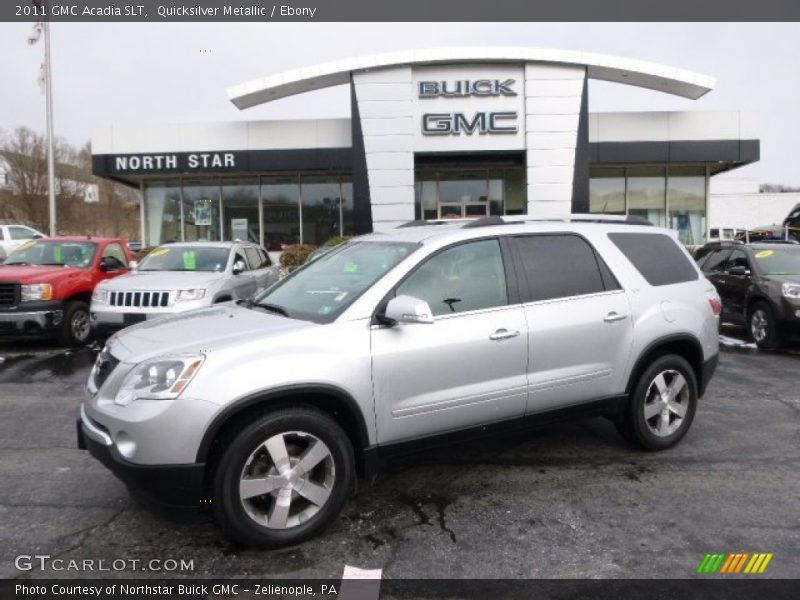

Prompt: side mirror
xmin=32 ymin=234 xmax=44 ymax=239
xmin=728 ymin=266 xmax=751 ymax=277
xmin=383 ymin=295 xmax=434 ymax=325
xmin=232 ymin=260 xmax=246 ymax=275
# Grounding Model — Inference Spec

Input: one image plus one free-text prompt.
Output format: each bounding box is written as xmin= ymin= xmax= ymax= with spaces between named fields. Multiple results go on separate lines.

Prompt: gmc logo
xmin=418 ymin=79 xmax=517 ymax=98
xmin=422 ymin=112 xmax=518 ymax=136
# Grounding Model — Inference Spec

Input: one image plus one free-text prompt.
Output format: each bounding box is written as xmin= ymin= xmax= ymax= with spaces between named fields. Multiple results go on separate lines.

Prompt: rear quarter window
xmin=608 ymin=232 xmax=699 ymax=286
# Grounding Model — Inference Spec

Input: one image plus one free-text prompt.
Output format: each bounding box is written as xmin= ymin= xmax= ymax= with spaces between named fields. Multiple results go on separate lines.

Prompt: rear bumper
xmin=699 ymin=353 xmax=719 ymax=397
xmin=77 ymin=407 xmax=206 ymax=508
xmin=0 ymin=301 xmax=63 ymax=337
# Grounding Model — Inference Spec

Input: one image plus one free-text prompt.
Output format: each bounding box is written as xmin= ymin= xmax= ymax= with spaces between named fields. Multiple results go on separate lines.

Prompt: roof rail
xmin=460 ymin=214 xmax=654 ymax=229
xmin=397 ymin=219 xmax=470 ymax=228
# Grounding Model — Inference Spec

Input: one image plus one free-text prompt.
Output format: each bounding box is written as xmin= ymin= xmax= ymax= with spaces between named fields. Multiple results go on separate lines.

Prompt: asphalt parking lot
xmin=0 ymin=329 xmax=798 ymax=580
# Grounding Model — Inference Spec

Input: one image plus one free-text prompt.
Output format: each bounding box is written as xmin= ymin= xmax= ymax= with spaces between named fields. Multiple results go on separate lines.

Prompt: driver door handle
xmin=603 ymin=312 xmax=628 ymax=323
xmin=489 ymin=328 xmax=520 ymax=341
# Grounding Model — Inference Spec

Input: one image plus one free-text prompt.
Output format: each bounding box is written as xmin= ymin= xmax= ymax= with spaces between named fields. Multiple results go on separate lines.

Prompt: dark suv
xmin=695 ymin=241 xmax=800 ymax=347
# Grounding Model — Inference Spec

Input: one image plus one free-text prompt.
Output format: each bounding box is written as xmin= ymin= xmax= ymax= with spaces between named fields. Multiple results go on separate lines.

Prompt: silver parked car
xmin=78 ymin=216 xmax=720 ymax=548
xmin=90 ymin=241 xmax=279 ymax=336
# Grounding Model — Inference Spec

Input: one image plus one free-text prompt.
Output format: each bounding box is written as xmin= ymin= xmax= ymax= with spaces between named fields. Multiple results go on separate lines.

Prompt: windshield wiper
xmin=251 ymin=300 xmax=290 ymax=317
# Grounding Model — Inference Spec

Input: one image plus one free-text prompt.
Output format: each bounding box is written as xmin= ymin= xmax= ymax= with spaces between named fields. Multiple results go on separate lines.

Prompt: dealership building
xmin=90 ymin=47 xmax=759 ymax=249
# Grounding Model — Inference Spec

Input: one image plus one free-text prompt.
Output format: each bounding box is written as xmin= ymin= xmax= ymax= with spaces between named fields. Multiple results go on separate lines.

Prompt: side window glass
xmin=512 ymin=234 xmax=607 ymax=302
xmin=703 ymin=249 xmax=732 ymax=273
xmin=396 ymin=239 xmax=508 ymax=317
xmin=9 ymin=226 xmax=34 ymax=240
xmin=0 ymin=228 xmax=4 ymax=240
xmin=244 ymin=247 xmax=262 ymax=269
xmin=102 ymin=243 xmax=128 ymax=268
xmin=725 ymin=250 xmax=749 ymax=273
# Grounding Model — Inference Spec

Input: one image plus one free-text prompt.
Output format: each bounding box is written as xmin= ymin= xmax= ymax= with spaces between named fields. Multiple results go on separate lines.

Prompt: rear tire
xmin=749 ymin=302 xmax=782 ymax=349
xmin=617 ymin=354 xmax=698 ymax=451
xmin=58 ymin=300 xmax=92 ymax=347
xmin=212 ymin=407 xmax=355 ymax=548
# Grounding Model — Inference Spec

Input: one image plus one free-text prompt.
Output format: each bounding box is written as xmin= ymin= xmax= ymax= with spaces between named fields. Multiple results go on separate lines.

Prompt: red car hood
xmin=0 ymin=264 xmax=76 ymax=283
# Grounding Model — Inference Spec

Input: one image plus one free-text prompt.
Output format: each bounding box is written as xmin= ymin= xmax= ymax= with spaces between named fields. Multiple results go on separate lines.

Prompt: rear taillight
xmin=706 ymin=292 xmax=722 ymax=316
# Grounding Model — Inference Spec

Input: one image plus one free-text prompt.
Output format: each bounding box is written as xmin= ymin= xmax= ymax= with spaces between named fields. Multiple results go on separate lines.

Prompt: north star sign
xmin=113 ymin=153 xmax=236 ymax=172
xmin=418 ymin=78 xmax=519 ymax=136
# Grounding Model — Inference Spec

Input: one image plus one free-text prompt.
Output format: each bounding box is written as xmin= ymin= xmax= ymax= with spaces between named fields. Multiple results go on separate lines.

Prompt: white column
xmin=524 ymin=63 xmax=586 ymax=217
xmin=352 ymin=67 xmax=415 ymax=232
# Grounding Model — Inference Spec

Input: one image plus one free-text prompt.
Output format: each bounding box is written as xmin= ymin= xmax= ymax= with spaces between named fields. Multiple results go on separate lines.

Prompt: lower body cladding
xmin=0 ymin=303 xmax=63 ymax=338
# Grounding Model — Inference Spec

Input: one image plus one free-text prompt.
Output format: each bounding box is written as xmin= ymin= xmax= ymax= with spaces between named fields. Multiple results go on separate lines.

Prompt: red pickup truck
xmin=0 ymin=236 xmax=133 ymax=346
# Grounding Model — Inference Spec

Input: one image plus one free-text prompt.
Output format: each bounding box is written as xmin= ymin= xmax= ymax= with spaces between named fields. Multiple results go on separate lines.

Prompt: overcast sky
xmin=1 ymin=22 xmax=799 ymax=184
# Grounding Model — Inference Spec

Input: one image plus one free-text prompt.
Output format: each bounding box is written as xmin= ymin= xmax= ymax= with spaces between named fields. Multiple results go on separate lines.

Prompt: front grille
xmin=108 ymin=290 xmax=172 ymax=308
xmin=92 ymin=350 xmax=120 ymax=391
xmin=0 ymin=282 xmax=20 ymax=308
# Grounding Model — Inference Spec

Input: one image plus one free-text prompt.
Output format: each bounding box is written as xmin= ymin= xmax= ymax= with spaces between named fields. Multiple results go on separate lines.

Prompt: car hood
xmin=0 ymin=264 xmax=80 ymax=283
xmin=107 ymin=303 xmax=313 ymax=363
xmin=100 ymin=270 xmax=224 ymax=290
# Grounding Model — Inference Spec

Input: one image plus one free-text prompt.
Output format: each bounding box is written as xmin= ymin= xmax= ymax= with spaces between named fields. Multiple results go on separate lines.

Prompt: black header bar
xmin=3 ymin=0 xmax=800 ymax=22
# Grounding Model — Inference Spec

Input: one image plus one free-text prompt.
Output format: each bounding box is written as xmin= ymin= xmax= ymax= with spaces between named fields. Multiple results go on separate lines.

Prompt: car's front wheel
xmin=58 ymin=300 xmax=92 ymax=347
xmin=212 ymin=407 xmax=355 ymax=548
xmin=616 ymin=354 xmax=698 ymax=451
xmin=749 ymin=302 xmax=782 ymax=349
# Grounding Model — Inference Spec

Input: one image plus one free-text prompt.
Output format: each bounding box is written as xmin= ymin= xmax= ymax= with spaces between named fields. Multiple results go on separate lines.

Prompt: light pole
xmin=29 ymin=1 xmax=56 ymax=236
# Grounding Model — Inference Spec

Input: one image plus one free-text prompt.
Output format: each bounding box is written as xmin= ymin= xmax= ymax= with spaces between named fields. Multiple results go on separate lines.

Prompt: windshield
xmin=254 ymin=241 xmax=417 ymax=323
xmin=753 ymin=247 xmax=800 ymax=275
xmin=3 ymin=240 xmax=97 ymax=268
xmin=138 ymin=246 xmax=230 ymax=272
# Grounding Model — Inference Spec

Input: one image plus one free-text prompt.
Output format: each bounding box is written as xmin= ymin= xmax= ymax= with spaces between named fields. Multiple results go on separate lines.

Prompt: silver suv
xmin=77 ymin=216 xmax=720 ymax=548
xmin=90 ymin=241 xmax=279 ymax=337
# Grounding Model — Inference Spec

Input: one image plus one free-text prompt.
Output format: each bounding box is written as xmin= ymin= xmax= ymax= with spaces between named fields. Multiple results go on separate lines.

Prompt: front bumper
xmin=77 ymin=405 xmax=206 ymax=508
xmin=0 ymin=300 xmax=63 ymax=336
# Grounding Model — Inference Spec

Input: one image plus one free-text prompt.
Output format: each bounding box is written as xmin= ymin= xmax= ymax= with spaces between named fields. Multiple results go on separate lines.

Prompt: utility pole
xmin=44 ymin=17 xmax=56 ymax=236
xmin=29 ymin=1 xmax=56 ymax=236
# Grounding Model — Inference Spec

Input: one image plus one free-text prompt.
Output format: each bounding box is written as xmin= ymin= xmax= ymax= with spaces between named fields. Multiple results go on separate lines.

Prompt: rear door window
xmin=511 ymin=234 xmax=618 ymax=302
xmin=244 ymin=247 xmax=263 ymax=269
xmin=608 ymin=232 xmax=699 ymax=286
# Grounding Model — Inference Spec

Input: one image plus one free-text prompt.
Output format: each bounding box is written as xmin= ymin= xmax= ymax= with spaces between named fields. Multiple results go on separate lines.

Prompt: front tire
xmin=749 ymin=302 xmax=782 ymax=349
xmin=616 ymin=354 xmax=698 ymax=451
xmin=212 ymin=407 xmax=355 ymax=548
xmin=58 ymin=300 xmax=92 ymax=347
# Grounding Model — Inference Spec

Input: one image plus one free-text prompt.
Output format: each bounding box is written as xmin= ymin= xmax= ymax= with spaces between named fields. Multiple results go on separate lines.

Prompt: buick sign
xmin=418 ymin=79 xmax=517 ymax=98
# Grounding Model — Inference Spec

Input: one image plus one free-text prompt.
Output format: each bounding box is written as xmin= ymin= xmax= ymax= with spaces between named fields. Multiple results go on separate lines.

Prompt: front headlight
xmin=176 ymin=288 xmax=206 ymax=302
xmin=782 ymin=283 xmax=800 ymax=299
xmin=91 ymin=288 xmax=107 ymax=303
xmin=21 ymin=283 xmax=53 ymax=302
xmin=115 ymin=355 xmax=204 ymax=406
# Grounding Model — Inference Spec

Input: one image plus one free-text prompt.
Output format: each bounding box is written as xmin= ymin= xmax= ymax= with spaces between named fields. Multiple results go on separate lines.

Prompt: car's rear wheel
xmin=616 ymin=354 xmax=698 ymax=451
xmin=749 ymin=302 xmax=782 ymax=349
xmin=212 ymin=407 xmax=354 ymax=548
xmin=58 ymin=300 xmax=92 ymax=347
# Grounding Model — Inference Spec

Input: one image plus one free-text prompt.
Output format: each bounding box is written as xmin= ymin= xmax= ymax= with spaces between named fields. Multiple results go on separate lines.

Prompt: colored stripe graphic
xmin=698 ymin=552 xmax=773 ymax=575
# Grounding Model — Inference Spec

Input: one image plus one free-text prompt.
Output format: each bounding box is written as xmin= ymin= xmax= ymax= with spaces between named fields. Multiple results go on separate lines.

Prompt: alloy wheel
xmin=751 ymin=309 xmax=769 ymax=343
xmin=238 ymin=431 xmax=335 ymax=529
xmin=71 ymin=309 xmax=90 ymax=342
xmin=643 ymin=369 xmax=689 ymax=438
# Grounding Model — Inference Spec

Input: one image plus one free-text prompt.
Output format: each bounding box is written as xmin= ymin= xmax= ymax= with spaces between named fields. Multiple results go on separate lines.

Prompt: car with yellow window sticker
xmin=90 ymin=241 xmax=279 ymax=338
xmin=695 ymin=240 xmax=800 ymax=347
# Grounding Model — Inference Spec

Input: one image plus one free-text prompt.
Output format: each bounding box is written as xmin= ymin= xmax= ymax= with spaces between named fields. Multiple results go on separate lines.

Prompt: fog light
xmin=114 ymin=431 xmax=136 ymax=459
xmin=795 ymin=309 xmax=800 ymax=319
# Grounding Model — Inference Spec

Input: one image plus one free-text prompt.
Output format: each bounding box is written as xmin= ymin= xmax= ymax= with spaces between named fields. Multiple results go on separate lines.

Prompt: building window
xmin=668 ymin=166 xmax=706 ymax=246
xmin=222 ymin=178 xmax=260 ymax=243
xmin=262 ymin=177 xmax=301 ymax=251
xmin=182 ymin=179 xmax=221 ymax=242
xmin=589 ymin=166 xmax=708 ymax=244
xmin=627 ymin=167 xmax=666 ymax=228
xmin=301 ymin=178 xmax=347 ymax=246
xmin=589 ymin=168 xmax=625 ymax=214
xmin=415 ymin=166 xmax=526 ymax=219
xmin=143 ymin=180 xmax=182 ymax=246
